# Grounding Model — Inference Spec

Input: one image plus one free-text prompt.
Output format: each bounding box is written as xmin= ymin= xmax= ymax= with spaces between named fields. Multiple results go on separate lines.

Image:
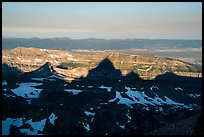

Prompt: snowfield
xmin=11 ymin=82 xmax=43 ymax=98
xmin=2 ymin=118 xmax=23 ymax=135
xmin=20 ymin=119 xmax=46 ymax=135
xmin=108 ymin=86 xmax=195 ymax=110
xmin=2 ymin=117 xmax=46 ymax=135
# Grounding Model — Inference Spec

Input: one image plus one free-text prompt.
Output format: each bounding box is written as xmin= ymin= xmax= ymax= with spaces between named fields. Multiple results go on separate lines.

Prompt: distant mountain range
xmin=2 ymin=37 xmax=202 ymax=50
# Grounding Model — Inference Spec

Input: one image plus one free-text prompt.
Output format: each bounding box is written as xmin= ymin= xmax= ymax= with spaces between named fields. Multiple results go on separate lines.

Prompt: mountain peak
xmin=36 ymin=62 xmax=55 ymax=74
xmin=18 ymin=62 xmax=55 ymax=79
xmin=93 ymin=58 xmax=115 ymax=72
xmin=86 ymin=58 xmax=123 ymax=80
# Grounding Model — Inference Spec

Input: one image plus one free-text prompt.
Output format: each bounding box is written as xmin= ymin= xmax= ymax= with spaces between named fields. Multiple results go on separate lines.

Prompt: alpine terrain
xmin=2 ymin=47 xmax=202 ymax=135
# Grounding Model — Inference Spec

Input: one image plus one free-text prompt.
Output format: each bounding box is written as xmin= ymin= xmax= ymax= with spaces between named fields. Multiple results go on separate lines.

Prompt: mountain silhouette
xmin=123 ymin=71 xmax=141 ymax=81
xmin=155 ymin=72 xmax=201 ymax=82
xmin=18 ymin=62 xmax=56 ymax=80
xmin=34 ymin=62 xmax=55 ymax=75
xmin=86 ymin=58 xmax=123 ymax=80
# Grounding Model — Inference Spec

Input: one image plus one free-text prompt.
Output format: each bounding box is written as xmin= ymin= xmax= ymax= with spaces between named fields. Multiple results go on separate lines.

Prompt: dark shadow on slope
xmin=71 ymin=58 xmax=202 ymax=107
xmin=17 ymin=62 xmax=56 ymax=81
xmin=2 ymin=63 xmax=23 ymax=82
xmin=154 ymin=72 xmax=202 ymax=88
xmin=56 ymin=64 xmax=68 ymax=70
xmin=86 ymin=58 xmax=123 ymax=81
xmin=123 ymin=71 xmax=141 ymax=81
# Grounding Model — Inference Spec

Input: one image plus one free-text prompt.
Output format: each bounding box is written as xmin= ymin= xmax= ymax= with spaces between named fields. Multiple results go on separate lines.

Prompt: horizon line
xmin=2 ymin=36 xmax=202 ymax=41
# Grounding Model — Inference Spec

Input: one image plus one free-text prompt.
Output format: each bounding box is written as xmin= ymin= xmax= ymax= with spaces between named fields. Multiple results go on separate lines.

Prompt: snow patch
xmin=85 ymin=111 xmax=95 ymax=116
xmin=100 ymin=102 xmax=108 ymax=105
xmin=54 ymin=60 xmax=59 ymax=64
xmin=164 ymin=96 xmax=184 ymax=106
xmin=108 ymin=86 xmax=188 ymax=108
xmin=31 ymin=78 xmax=44 ymax=81
xmin=27 ymin=100 xmax=31 ymax=104
xmin=2 ymin=80 xmax=8 ymax=85
xmin=35 ymin=58 xmax=42 ymax=62
xmin=2 ymin=118 xmax=23 ymax=135
xmin=116 ymin=91 xmax=134 ymax=106
xmin=11 ymin=82 xmax=43 ymax=98
xmin=4 ymin=94 xmax=16 ymax=98
xmin=49 ymin=113 xmax=58 ymax=125
xmin=99 ymin=85 xmax=112 ymax=92
xmin=49 ymin=54 xmax=54 ymax=58
xmin=64 ymin=89 xmax=82 ymax=95
xmin=150 ymin=86 xmax=159 ymax=91
xmin=82 ymin=122 xmax=90 ymax=131
xmin=40 ymin=49 xmax=49 ymax=51
xmin=47 ymin=78 xmax=56 ymax=81
xmin=108 ymin=97 xmax=117 ymax=102
xmin=175 ymin=87 xmax=183 ymax=90
xmin=187 ymin=94 xmax=200 ymax=98
xmin=46 ymin=74 xmax=65 ymax=80
xmin=120 ymin=125 xmax=125 ymax=129
xmin=20 ymin=118 xmax=46 ymax=135
xmin=126 ymin=114 xmax=132 ymax=120
xmin=90 ymin=108 xmax=93 ymax=110
xmin=143 ymin=107 xmax=150 ymax=111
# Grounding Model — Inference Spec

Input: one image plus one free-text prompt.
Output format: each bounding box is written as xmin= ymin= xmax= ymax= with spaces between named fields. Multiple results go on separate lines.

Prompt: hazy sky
xmin=2 ymin=2 xmax=202 ymax=39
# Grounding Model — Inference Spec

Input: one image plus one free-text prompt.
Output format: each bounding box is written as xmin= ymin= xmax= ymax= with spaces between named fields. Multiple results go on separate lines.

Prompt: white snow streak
xmin=150 ymin=86 xmax=159 ymax=91
xmin=84 ymin=111 xmax=95 ymax=117
xmin=187 ymin=94 xmax=200 ymax=98
xmin=99 ymin=85 xmax=112 ymax=92
xmin=49 ymin=113 xmax=58 ymax=125
xmin=175 ymin=87 xmax=183 ymax=90
xmin=64 ymin=89 xmax=82 ymax=95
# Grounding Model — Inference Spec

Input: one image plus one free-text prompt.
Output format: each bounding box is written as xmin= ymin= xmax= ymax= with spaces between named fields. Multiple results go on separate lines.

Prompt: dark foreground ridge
xmin=2 ymin=58 xmax=202 ymax=135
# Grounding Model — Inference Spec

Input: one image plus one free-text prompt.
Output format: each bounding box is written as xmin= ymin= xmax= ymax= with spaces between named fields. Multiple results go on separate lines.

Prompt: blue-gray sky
xmin=2 ymin=2 xmax=202 ymax=39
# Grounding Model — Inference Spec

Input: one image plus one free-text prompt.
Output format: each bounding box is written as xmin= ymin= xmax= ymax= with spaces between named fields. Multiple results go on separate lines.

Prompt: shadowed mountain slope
xmin=17 ymin=62 xmax=56 ymax=80
xmin=86 ymin=58 xmax=123 ymax=80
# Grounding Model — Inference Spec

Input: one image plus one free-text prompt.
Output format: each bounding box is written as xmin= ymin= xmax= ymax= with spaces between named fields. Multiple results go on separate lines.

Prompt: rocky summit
xmin=2 ymin=47 xmax=202 ymax=135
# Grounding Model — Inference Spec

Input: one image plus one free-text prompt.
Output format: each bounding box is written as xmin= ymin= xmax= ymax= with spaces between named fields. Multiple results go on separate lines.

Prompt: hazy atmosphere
xmin=2 ymin=2 xmax=202 ymax=39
